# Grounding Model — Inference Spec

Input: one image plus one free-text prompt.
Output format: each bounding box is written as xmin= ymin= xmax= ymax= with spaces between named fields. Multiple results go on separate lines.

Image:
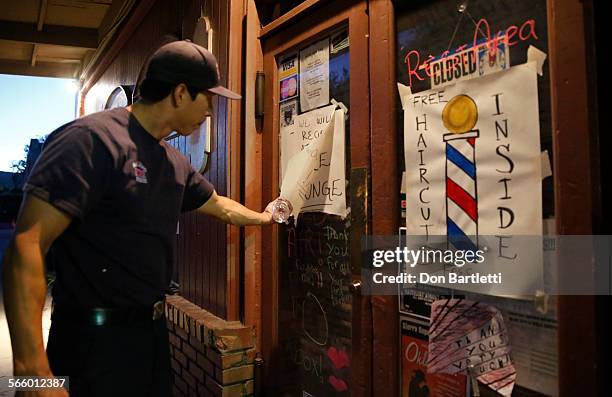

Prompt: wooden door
xmin=259 ymin=1 xmax=371 ymax=396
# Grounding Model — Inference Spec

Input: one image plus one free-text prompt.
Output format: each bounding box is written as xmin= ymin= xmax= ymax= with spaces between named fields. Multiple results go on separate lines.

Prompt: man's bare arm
xmin=2 ymin=195 xmax=71 ymax=376
xmin=196 ymin=191 xmax=274 ymax=226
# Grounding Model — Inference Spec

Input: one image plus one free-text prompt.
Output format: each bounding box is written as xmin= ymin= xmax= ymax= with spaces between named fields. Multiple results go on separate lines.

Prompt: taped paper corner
xmin=541 ymin=150 xmax=552 ymax=179
xmin=527 ymin=45 xmax=547 ymax=76
xmin=397 ymin=83 xmax=412 ymax=110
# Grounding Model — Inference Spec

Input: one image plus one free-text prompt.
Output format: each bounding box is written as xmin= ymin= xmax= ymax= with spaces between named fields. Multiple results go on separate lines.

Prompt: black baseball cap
xmin=145 ymin=40 xmax=241 ymax=100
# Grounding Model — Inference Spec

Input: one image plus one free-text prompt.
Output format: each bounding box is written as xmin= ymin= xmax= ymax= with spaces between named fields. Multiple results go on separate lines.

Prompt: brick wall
xmin=165 ymin=296 xmax=256 ymax=397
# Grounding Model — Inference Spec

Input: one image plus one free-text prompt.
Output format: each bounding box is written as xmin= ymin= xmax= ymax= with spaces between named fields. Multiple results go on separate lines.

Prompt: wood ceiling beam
xmin=37 ymin=0 xmax=48 ymax=31
xmin=0 ymin=21 xmax=98 ymax=48
xmin=0 ymin=59 xmax=77 ymax=78
xmin=98 ymin=0 xmax=127 ymax=40
xmin=36 ymin=56 xmax=81 ymax=64
xmin=31 ymin=44 xmax=39 ymax=66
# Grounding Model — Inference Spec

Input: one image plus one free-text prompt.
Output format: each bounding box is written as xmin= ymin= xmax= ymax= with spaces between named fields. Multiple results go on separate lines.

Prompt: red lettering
xmin=488 ymin=30 xmax=506 ymax=57
xmin=519 ymin=19 xmax=538 ymax=41
xmin=404 ymin=50 xmax=424 ymax=86
xmin=455 ymin=44 xmax=469 ymax=53
xmin=505 ymin=25 xmax=519 ymax=46
xmin=422 ymin=54 xmax=435 ymax=77
xmin=401 ymin=18 xmax=539 ymax=87
xmin=473 ymin=18 xmax=492 ymax=50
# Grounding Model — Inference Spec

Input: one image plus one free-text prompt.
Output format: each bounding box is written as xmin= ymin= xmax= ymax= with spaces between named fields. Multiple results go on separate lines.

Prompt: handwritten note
xmin=281 ymin=215 xmax=352 ymax=396
xmin=402 ymin=62 xmax=543 ymax=296
xmin=427 ymin=299 xmax=516 ymax=396
xmin=280 ymin=104 xmax=346 ymax=223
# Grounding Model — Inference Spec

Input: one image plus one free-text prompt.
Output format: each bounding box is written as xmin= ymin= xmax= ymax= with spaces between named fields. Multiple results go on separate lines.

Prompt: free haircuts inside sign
xmin=401 ymin=62 xmax=543 ymax=297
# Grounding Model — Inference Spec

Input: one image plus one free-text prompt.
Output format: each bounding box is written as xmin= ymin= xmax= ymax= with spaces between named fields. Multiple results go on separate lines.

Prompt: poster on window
xmin=401 ymin=315 xmax=469 ymax=397
xmin=299 ymin=38 xmax=330 ymax=111
xmin=401 ymin=62 xmax=542 ymax=296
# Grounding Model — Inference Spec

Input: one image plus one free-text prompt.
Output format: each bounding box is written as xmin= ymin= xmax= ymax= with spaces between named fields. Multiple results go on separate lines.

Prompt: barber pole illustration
xmin=441 ymin=95 xmax=480 ymax=251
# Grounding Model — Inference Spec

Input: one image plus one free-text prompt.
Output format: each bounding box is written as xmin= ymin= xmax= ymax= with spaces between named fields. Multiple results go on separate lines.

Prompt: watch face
xmin=105 ymin=85 xmax=133 ymax=109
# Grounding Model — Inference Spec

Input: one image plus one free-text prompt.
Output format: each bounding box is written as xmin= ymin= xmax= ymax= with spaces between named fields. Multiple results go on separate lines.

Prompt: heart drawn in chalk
xmin=327 ymin=346 xmax=350 ymax=369
xmin=328 ymin=375 xmax=348 ymax=392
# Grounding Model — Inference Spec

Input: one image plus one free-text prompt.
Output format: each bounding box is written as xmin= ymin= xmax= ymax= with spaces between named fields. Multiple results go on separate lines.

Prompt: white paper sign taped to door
xmin=280 ymin=104 xmax=346 ymax=223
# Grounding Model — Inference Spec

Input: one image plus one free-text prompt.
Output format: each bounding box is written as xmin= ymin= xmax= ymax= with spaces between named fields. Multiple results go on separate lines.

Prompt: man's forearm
xmin=2 ymin=238 xmax=52 ymax=376
xmin=209 ymin=195 xmax=271 ymax=226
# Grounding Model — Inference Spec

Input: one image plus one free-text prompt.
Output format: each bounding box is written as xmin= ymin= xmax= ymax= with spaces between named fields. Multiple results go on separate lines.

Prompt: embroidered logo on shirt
xmin=132 ymin=161 xmax=148 ymax=184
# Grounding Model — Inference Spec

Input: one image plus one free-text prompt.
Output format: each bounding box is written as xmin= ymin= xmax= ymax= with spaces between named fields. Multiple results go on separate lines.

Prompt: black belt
xmin=51 ymin=300 xmax=165 ymax=326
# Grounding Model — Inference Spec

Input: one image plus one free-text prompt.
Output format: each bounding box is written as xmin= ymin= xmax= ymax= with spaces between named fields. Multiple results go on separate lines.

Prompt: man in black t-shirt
xmin=2 ymin=41 xmax=275 ymax=397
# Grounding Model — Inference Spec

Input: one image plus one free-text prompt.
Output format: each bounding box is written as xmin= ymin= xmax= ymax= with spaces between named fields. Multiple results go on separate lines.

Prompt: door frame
xmin=258 ymin=1 xmax=371 ymax=394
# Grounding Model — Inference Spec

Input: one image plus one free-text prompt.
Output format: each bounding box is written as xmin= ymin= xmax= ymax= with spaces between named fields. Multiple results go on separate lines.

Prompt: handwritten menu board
xmin=276 ymin=28 xmax=352 ymax=397
xmin=278 ymin=214 xmax=352 ymax=396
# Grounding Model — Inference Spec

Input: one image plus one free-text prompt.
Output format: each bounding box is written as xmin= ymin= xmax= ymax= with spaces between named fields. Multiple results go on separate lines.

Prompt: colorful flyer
xmin=280 ymin=100 xmax=297 ymax=128
xmin=401 ymin=315 xmax=470 ymax=397
xmin=280 ymin=75 xmax=298 ymax=102
xmin=279 ymin=53 xmax=298 ymax=80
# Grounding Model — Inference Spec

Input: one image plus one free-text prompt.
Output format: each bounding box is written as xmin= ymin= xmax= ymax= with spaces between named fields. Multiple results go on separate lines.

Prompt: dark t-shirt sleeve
xmin=24 ymin=125 xmax=112 ymax=219
xmin=182 ymin=167 xmax=215 ymax=212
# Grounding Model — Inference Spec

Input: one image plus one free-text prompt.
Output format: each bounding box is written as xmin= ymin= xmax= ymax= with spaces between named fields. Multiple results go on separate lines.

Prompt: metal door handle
xmin=349 ymin=281 xmax=361 ymax=294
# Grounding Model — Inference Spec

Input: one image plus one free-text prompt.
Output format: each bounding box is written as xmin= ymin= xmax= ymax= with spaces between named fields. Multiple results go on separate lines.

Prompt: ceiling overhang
xmin=0 ymin=0 xmax=123 ymax=79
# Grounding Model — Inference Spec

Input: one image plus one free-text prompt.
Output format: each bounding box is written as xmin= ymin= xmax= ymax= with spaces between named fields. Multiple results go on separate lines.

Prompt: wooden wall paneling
xmin=175 ymin=131 xmax=188 ymax=303
xmin=194 ymin=193 xmax=202 ymax=308
xmin=185 ymin=137 xmax=191 ymax=304
xmin=352 ymin=283 xmax=373 ymax=397
xmin=211 ymin=101 xmax=221 ymax=315
xmin=177 ymin=138 xmax=184 ymax=296
xmin=210 ymin=100 xmax=220 ymax=315
xmin=206 ymin=0 xmax=220 ymax=317
xmin=346 ymin=3 xmax=372 ymax=397
xmin=203 ymin=208 xmax=210 ymax=311
xmin=176 ymin=137 xmax=183 ymax=298
xmin=346 ymin=3 xmax=370 ymax=171
xmin=201 ymin=212 xmax=210 ymax=309
xmin=184 ymin=138 xmax=190 ymax=302
xmin=217 ymin=98 xmax=228 ymax=318
xmin=81 ymin=0 xmax=157 ymax=94
xmin=217 ymin=0 xmax=230 ymax=320
xmin=260 ymin=43 xmax=279 ymax=384
xmin=181 ymin=138 xmax=188 ymax=303
xmin=177 ymin=138 xmax=183 ymax=302
xmin=547 ymin=0 xmax=599 ymax=394
xmin=213 ymin=0 xmax=222 ymax=317
xmin=243 ymin=0 xmax=264 ymax=350
xmin=225 ymin=0 xmax=246 ymax=322
xmin=368 ymin=1 xmax=398 ymax=396
xmin=86 ymin=0 xmax=180 ymax=92
xmin=216 ymin=0 xmax=227 ymax=316
xmin=202 ymin=0 xmax=216 ymax=313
